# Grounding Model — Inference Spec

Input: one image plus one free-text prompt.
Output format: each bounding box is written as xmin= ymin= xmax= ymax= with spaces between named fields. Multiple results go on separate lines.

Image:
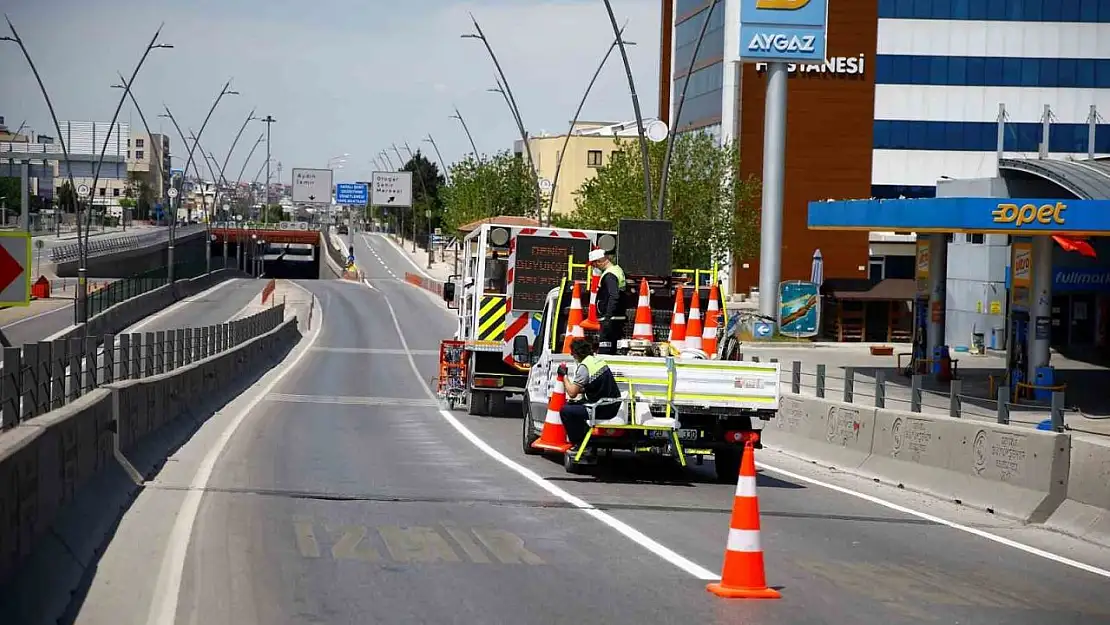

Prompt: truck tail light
xmin=591 ymin=427 xmax=625 ymax=437
xmin=473 ymin=376 xmax=503 ymax=388
xmin=725 ymin=430 xmax=759 ymax=444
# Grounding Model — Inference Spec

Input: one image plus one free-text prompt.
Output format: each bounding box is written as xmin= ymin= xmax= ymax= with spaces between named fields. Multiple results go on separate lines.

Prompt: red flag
xmin=1052 ymin=235 xmax=1097 ymax=258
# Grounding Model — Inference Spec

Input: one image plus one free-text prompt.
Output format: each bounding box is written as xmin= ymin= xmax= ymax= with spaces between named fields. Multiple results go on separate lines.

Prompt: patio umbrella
xmin=810 ymin=249 xmax=824 ymax=286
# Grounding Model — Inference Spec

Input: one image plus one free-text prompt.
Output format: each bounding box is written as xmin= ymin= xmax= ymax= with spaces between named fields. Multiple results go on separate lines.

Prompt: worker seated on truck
xmin=559 ymin=338 xmax=622 ymax=458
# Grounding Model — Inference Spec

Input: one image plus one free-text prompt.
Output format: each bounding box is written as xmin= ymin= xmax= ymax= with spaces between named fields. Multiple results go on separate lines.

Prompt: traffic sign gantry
xmin=0 ymin=232 xmax=32 ymax=306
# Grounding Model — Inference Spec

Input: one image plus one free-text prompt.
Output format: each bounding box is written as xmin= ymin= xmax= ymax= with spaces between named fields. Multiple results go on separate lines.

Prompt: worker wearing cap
xmin=589 ymin=247 xmax=626 ymax=355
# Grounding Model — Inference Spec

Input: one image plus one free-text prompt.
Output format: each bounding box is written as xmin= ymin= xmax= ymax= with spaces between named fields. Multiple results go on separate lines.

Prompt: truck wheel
xmin=522 ymin=404 xmax=542 ymax=454
xmin=714 ymin=447 xmax=743 ymax=483
xmin=488 ymin=392 xmax=508 ymax=417
xmin=563 ymin=450 xmax=585 ymax=474
xmin=469 ymin=390 xmax=489 ymax=416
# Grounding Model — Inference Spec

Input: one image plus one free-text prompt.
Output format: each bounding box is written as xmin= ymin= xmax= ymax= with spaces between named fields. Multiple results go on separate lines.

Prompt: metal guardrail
xmin=49 ymin=224 xmax=207 ymax=263
xmin=84 ymin=261 xmax=208 ymax=318
xmin=0 ymin=303 xmax=285 ymax=429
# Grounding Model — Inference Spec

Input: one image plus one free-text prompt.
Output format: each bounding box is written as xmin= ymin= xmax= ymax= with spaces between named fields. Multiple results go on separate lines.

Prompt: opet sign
xmin=991 ymin=202 xmax=1067 ymax=228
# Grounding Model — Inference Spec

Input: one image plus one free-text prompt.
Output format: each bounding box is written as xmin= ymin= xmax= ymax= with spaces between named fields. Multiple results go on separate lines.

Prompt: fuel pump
xmin=1008 ymin=311 xmax=1028 ymax=396
xmin=906 ymin=295 xmax=929 ymax=375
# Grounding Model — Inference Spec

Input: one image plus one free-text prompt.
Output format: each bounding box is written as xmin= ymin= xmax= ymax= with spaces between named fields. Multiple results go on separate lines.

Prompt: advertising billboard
xmin=778 ymin=280 xmax=821 ymax=338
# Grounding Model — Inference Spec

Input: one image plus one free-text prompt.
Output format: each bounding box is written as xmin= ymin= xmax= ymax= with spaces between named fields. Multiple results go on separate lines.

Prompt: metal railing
xmin=84 ymin=261 xmax=208 ymax=318
xmin=50 ymin=223 xmax=206 ymax=263
xmin=0 ymin=303 xmax=285 ymax=430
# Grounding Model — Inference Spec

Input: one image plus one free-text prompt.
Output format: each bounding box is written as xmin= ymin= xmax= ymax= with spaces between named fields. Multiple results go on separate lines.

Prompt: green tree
xmin=399 ymin=150 xmax=446 ymax=246
xmin=0 ymin=177 xmax=20 ymax=220
xmin=568 ymin=133 xmax=759 ymax=270
xmin=55 ymin=181 xmax=77 ymax=214
xmin=440 ymin=150 xmax=535 ymax=234
xmin=262 ymin=204 xmax=284 ymax=223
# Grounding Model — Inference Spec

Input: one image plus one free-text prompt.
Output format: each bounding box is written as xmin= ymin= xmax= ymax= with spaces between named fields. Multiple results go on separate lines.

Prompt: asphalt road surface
xmin=1 ymin=298 xmax=74 ymax=346
xmin=55 ymin=233 xmax=1110 ymax=625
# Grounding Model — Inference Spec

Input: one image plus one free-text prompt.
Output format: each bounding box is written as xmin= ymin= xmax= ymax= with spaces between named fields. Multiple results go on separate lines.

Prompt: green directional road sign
xmin=0 ymin=231 xmax=31 ymax=306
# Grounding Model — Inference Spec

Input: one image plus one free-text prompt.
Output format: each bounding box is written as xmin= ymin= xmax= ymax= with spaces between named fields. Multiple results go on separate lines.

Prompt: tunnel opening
xmin=209 ymin=241 xmax=325 ymax=279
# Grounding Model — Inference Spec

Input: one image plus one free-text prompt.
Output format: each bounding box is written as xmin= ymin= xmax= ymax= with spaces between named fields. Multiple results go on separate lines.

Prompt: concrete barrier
xmin=0 ymin=314 xmax=301 ymax=598
xmin=53 ymin=228 xmax=208 ymax=278
xmin=1047 ymin=436 xmax=1110 ymax=544
xmin=767 ymin=393 xmax=1071 ymax=524
xmin=404 ymin=272 xmax=444 ymax=297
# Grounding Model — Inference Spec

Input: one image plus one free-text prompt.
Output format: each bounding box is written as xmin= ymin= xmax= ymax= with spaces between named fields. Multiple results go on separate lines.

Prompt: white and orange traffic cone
xmin=706 ymin=438 xmax=781 ymax=600
xmin=531 ymin=368 xmax=573 ymax=453
xmin=669 ymin=284 xmax=687 ymax=350
xmin=631 ymin=278 xmax=654 ymax=341
xmin=562 ymin=281 xmax=586 ymax=354
xmin=580 ymin=270 xmax=602 ymax=331
xmin=685 ymin=288 xmax=703 ymax=352
xmin=702 ymin=284 xmax=720 ymax=357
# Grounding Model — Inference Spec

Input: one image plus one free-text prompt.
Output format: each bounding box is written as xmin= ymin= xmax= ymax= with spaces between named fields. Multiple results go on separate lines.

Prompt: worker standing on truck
xmin=559 ymin=338 xmax=622 ymax=460
xmin=589 ymin=248 xmax=626 ymax=355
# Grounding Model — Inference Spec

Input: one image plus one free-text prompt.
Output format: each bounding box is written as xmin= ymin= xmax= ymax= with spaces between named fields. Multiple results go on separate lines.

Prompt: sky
xmin=1 ymin=0 xmax=662 ymax=185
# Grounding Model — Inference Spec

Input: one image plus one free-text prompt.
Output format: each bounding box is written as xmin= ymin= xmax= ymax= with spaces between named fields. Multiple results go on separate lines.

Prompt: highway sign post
xmin=370 ymin=171 xmax=413 ymax=207
xmin=292 ymin=168 xmax=334 ymax=204
xmin=0 ymin=232 xmax=32 ymax=306
xmin=336 ymin=183 xmax=369 ymax=205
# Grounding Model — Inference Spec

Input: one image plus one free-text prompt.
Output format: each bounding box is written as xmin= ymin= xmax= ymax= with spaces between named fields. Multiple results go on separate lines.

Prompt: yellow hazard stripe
xmin=478 ymin=296 xmax=507 ymax=340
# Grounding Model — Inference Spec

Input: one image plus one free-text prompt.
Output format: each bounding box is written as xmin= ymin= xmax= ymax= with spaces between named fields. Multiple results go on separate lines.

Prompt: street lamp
xmin=111 ymin=74 xmax=171 ymax=231
xmin=487 ymin=82 xmax=543 ymax=222
xmin=423 ymin=135 xmax=451 ymax=185
xmin=261 ymin=115 xmax=277 ymax=206
xmin=449 ymin=108 xmax=480 ymax=160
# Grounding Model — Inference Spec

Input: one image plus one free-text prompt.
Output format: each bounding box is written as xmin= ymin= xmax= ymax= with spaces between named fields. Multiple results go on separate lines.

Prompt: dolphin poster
xmin=778 ymin=281 xmax=821 ymax=338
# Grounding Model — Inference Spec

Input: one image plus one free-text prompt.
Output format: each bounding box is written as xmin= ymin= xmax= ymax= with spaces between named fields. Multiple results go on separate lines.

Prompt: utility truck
xmin=444 ymin=221 xmax=619 ymax=417
xmin=507 ymin=219 xmax=780 ymax=480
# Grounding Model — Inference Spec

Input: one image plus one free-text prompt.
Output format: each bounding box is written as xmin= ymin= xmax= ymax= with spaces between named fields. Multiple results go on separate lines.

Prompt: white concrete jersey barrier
xmin=768 ymin=394 xmax=1071 ymax=525
xmin=1046 ymin=436 xmax=1110 ymax=544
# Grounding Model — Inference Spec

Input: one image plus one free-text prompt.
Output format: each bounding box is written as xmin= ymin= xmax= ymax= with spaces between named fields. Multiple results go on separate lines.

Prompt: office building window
xmin=968 ymin=233 xmax=985 ymax=244
xmin=879 ymin=0 xmax=1110 ymax=22
xmin=873 ymin=120 xmax=1110 ymax=153
xmin=136 ymin=150 xmax=144 ymax=160
xmin=674 ymin=3 xmax=725 ymax=73
xmin=113 ymin=188 xmax=120 ymax=197
xmin=135 ymin=138 xmax=144 ymax=148
xmin=673 ymin=62 xmax=724 ymax=129
xmin=98 ymin=188 xmax=106 ymax=197
xmin=587 ymin=150 xmax=603 ymax=167
xmin=676 ymin=0 xmax=709 ymax=20
xmin=876 ymin=55 xmax=1110 ymax=88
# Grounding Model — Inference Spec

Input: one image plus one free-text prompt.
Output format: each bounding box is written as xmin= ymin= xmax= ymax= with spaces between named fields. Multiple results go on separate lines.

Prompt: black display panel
xmin=511 ymin=234 xmax=591 ymax=312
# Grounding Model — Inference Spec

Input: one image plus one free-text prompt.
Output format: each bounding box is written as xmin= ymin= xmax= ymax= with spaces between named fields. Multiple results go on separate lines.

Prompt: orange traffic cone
xmin=562 ymin=281 xmax=586 ymax=354
xmin=669 ymin=284 xmax=687 ymax=349
xmin=631 ymin=278 xmax=654 ymax=341
xmin=686 ymin=288 xmax=703 ymax=351
xmin=706 ymin=439 xmax=781 ymax=599
xmin=531 ymin=368 xmax=573 ymax=453
xmin=580 ymin=271 xmax=602 ymax=331
xmin=702 ymin=284 xmax=720 ymax=357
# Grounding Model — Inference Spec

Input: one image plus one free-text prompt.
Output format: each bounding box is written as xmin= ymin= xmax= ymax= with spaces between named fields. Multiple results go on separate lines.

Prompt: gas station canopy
xmin=808 ymin=197 xmax=1110 ymax=236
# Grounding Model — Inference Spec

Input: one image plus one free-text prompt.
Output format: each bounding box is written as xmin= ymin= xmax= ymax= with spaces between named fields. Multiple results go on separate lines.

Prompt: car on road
xmin=337 ymin=224 xmax=349 ymax=235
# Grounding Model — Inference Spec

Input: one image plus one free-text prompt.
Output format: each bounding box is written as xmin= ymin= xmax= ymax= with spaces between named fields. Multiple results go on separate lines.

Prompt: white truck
xmin=509 ymin=277 xmax=780 ymax=481
xmin=445 ymin=222 xmax=618 ymax=417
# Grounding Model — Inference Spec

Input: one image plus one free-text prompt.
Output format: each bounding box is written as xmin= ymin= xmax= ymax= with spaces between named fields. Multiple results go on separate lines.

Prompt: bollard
xmin=84 ymin=336 xmax=97 ymax=391
xmin=51 ymin=338 xmax=66 ymax=409
xmin=155 ymin=331 xmax=165 ymax=374
xmin=843 ymin=367 xmax=855 ymax=403
xmin=184 ymin=328 xmax=194 ymax=365
xmin=791 ymin=361 xmax=801 ymax=394
xmin=996 ymin=385 xmax=1010 ymax=424
xmin=68 ymin=337 xmax=82 ymax=400
xmin=102 ymin=334 xmax=115 ymax=384
xmin=949 ymin=378 xmax=962 ymax=418
xmin=130 ymin=333 xmax=142 ymax=380
xmin=175 ymin=329 xmax=186 ymax=368
xmin=816 ymin=364 xmax=826 ymax=398
xmin=910 ymin=374 xmax=923 ymax=413
xmin=874 ymin=370 xmax=886 ymax=408
xmin=144 ymin=332 xmax=155 ymax=377
xmin=21 ymin=343 xmax=37 ymax=420
xmin=119 ymin=334 xmax=131 ymax=381
xmin=166 ymin=330 xmax=176 ymax=372
xmin=1051 ymin=391 xmax=1065 ymax=432
xmin=2 ymin=347 xmax=19 ymax=427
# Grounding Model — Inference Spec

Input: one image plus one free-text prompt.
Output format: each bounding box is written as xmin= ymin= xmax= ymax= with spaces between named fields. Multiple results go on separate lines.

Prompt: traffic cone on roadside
xmin=631 ymin=278 xmax=654 ymax=341
xmin=685 ymin=288 xmax=704 ymax=351
xmin=580 ymin=271 xmax=602 ymax=331
xmin=531 ymin=368 xmax=573 ymax=453
xmin=562 ymin=281 xmax=586 ymax=354
xmin=702 ymin=284 xmax=721 ymax=357
xmin=669 ymin=284 xmax=687 ymax=350
xmin=707 ymin=439 xmax=781 ymax=599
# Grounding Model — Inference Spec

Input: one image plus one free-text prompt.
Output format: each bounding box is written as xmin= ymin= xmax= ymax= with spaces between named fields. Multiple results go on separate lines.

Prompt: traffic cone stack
xmin=631 ymin=278 xmax=654 ymax=341
xmin=706 ymin=439 xmax=781 ymax=600
xmin=580 ymin=271 xmax=602 ymax=331
xmin=562 ymin=281 xmax=586 ymax=354
xmin=531 ymin=368 xmax=573 ymax=453
xmin=668 ymin=284 xmax=687 ymax=350
xmin=701 ymin=284 xmax=720 ymax=357
xmin=685 ymin=288 xmax=704 ymax=351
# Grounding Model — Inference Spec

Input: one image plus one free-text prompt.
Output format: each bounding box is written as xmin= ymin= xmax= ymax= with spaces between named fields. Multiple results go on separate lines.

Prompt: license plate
xmin=648 ymin=429 xmax=699 ymax=441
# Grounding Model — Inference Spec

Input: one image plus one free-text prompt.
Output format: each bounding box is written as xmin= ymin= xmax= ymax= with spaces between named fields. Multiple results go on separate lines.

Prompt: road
xmin=52 ymin=233 xmax=1110 ymax=625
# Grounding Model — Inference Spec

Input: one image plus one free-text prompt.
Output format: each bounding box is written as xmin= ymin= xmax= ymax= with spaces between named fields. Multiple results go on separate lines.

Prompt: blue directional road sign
xmin=754 ymin=321 xmax=774 ymax=340
xmin=336 ymin=183 xmax=369 ymax=205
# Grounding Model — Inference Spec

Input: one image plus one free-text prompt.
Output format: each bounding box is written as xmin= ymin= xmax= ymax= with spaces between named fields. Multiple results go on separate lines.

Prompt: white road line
xmin=366 ymin=233 xmax=431 ymax=280
xmin=146 ymin=291 xmax=324 ymax=625
xmin=754 ymin=461 xmax=1110 ymax=580
xmin=128 ymin=278 xmax=240 ymax=334
xmin=368 ymin=280 xmax=721 ymax=581
xmin=390 ymin=268 xmax=1110 ymax=583
xmin=1 ymin=302 xmax=70 ymax=329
